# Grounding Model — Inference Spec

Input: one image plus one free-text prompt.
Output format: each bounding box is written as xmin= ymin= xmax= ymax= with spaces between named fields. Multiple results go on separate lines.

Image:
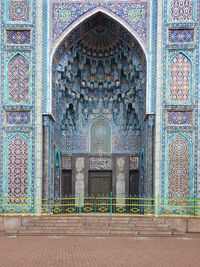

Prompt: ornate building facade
xmin=0 ymin=0 xmax=200 ymax=213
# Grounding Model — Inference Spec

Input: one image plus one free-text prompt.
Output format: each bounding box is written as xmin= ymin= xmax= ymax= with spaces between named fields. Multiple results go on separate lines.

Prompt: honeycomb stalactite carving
xmin=168 ymin=135 xmax=190 ymax=205
xmin=54 ymin=13 xmax=146 ymax=155
xmin=7 ymin=135 xmax=29 ymax=204
xmin=8 ymin=54 xmax=29 ymax=103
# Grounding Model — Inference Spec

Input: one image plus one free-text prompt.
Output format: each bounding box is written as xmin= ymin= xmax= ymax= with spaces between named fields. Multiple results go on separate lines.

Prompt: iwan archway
xmin=43 ymin=11 xmax=154 ymax=201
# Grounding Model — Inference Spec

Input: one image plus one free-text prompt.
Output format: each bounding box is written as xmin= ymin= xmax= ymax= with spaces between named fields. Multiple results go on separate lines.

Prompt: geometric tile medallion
xmin=9 ymin=0 xmax=29 ymax=21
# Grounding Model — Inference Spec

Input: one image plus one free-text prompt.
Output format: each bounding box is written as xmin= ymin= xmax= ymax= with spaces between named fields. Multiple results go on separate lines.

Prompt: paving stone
xmin=1 ymin=236 xmax=200 ymax=266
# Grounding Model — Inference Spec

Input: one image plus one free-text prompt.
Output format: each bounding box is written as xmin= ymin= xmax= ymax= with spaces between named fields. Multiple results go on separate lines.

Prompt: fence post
xmin=78 ymin=194 xmax=82 ymax=215
xmin=110 ymin=192 xmax=112 ymax=218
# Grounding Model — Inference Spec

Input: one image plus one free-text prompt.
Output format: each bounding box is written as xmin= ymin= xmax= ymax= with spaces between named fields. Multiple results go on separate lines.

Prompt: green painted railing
xmin=0 ymin=195 xmax=199 ymax=217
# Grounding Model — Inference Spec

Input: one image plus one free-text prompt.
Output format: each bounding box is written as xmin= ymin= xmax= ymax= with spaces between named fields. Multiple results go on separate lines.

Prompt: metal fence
xmin=0 ymin=194 xmax=200 ymax=217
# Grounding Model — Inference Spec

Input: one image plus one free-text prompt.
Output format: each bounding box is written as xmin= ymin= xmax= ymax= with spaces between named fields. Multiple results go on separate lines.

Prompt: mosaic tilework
xmin=170 ymin=0 xmax=193 ymax=21
xmin=113 ymin=133 xmax=139 ymax=153
xmin=8 ymin=54 xmax=29 ymax=102
xmin=51 ymin=1 xmax=148 ymax=44
xmin=1 ymin=0 xmax=37 ymax=208
xmin=167 ymin=111 xmax=193 ymax=125
xmin=160 ymin=0 xmax=199 ymax=203
xmin=168 ymin=134 xmax=190 ymax=205
xmin=9 ymin=0 xmax=29 ymax=21
xmin=6 ymin=30 xmax=31 ymax=44
xmin=7 ymin=135 xmax=28 ymax=204
xmin=65 ymin=134 xmax=88 ymax=153
xmin=169 ymin=29 xmax=194 ymax=43
xmin=6 ymin=111 xmax=30 ymax=125
xmin=169 ymin=53 xmax=191 ymax=103
xmin=0 ymin=0 xmax=198 ymax=212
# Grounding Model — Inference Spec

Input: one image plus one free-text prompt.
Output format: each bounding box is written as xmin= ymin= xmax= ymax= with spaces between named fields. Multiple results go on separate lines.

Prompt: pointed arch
xmin=7 ymin=132 xmax=29 ymax=144
xmin=170 ymin=50 xmax=192 ymax=63
xmin=49 ymin=7 xmax=148 ymax=114
xmin=7 ymin=53 xmax=29 ymax=103
xmin=168 ymin=132 xmax=192 ymax=145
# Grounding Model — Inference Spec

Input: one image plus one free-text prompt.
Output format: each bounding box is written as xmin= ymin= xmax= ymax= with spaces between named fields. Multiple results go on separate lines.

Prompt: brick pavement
xmin=0 ymin=236 xmax=200 ymax=267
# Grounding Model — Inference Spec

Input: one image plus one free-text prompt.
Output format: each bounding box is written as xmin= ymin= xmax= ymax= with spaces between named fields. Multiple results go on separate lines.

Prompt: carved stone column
xmin=116 ymin=157 xmax=128 ymax=203
xmin=75 ymin=157 xmax=85 ymax=206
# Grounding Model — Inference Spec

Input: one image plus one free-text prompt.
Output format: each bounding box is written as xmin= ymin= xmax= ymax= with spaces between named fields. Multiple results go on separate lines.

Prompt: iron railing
xmin=0 ymin=194 xmax=199 ymax=217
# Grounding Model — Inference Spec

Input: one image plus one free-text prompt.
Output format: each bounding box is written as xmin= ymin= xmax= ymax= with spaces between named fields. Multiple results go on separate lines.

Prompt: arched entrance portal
xmin=44 ymin=12 xmax=153 ymax=201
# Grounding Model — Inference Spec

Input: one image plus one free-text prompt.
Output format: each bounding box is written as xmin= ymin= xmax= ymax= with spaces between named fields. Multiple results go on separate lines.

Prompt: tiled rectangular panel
xmin=6 ymin=30 xmax=31 ymax=44
xmin=169 ymin=29 xmax=194 ymax=43
xmin=167 ymin=111 xmax=193 ymax=125
xmin=6 ymin=111 xmax=30 ymax=125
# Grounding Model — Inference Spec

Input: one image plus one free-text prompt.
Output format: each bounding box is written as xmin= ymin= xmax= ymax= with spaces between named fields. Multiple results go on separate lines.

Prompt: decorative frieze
xmin=89 ymin=157 xmax=112 ymax=170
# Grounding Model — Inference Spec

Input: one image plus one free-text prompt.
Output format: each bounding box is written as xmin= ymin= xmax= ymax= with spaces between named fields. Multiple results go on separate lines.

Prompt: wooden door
xmin=88 ymin=171 xmax=112 ymax=196
xmin=61 ymin=170 xmax=72 ymax=197
xmin=129 ymin=170 xmax=139 ymax=197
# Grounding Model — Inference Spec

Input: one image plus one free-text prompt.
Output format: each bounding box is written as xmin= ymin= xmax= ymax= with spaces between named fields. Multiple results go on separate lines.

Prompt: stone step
xmin=133 ymin=226 xmax=166 ymax=231
xmin=131 ymin=220 xmax=162 ymax=225
xmin=25 ymin=222 xmax=86 ymax=226
xmin=110 ymin=230 xmax=138 ymax=235
xmin=26 ymin=221 xmax=132 ymax=225
xmin=138 ymin=230 xmax=173 ymax=236
xmin=5 ymin=216 xmax=178 ymax=237
xmin=25 ymin=225 xmax=172 ymax=231
xmin=110 ymin=226 xmax=132 ymax=231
